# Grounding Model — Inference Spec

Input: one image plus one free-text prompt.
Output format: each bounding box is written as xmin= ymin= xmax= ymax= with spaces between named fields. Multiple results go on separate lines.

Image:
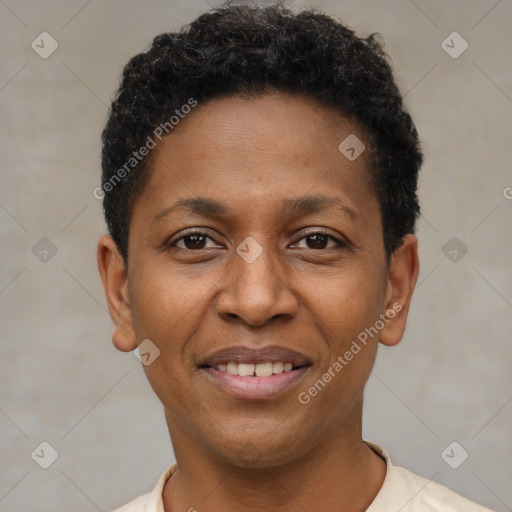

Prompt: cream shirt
xmin=111 ymin=443 xmax=494 ymax=512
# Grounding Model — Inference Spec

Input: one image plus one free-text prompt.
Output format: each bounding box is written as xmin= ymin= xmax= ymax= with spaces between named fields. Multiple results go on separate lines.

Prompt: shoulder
xmin=387 ymin=464 xmax=494 ymax=512
xmin=110 ymin=494 xmax=149 ymax=512
xmin=108 ymin=464 xmax=176 ymax=512
xmin=366 ymin=443 xmax=494 ymax=512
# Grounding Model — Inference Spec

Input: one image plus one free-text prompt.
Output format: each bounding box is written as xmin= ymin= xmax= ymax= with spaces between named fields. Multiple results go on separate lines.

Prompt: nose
xmin=216 ymin=246 xmax=299 ymax=327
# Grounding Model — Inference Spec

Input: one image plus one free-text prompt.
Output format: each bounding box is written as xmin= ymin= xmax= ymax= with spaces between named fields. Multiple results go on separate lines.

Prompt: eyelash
xmin=168 ymin=230 xmax=347 ymax=251
xmin=170 ymin=231 xmax=221 ymax=250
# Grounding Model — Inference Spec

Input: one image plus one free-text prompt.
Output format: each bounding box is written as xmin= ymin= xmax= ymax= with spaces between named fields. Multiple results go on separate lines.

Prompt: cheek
xmin=128 ymin=261 xmax=220 ymax=396
xmin=304 ymin=264 xmax=386 ymax=349
xmin=129 ymin=260 xmax=216 ymax=339
xmin=299 ymin=270 xmax=384 ymax=416
xmin=130 ymin=267 xmax=208 ymax=412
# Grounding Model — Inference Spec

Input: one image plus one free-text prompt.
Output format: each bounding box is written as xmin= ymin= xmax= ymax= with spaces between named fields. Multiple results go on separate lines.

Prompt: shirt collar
xmin=149 ymin=442 xmax=393 ymax=511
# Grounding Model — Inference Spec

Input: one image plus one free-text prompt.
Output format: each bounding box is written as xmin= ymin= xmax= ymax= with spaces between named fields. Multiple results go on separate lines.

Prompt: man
xmin=97 ymin=4 xmax=493 ymax=511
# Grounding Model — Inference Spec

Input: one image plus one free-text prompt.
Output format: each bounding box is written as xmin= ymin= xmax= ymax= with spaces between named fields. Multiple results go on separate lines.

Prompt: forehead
xmin=135 ymin=92 xmax=377 ymax=221
xmin=159 ymin=92 xmax=367 ymax=165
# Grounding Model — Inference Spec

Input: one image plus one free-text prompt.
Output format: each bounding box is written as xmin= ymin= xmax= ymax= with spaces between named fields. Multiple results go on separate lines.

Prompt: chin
xmin=212 ymin=431 xmax=311 ymax=470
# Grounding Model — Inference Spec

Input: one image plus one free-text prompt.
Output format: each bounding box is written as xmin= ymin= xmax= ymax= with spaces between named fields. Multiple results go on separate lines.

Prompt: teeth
xmin=238 ymin=363 xmax=255 ymax=377
xmin=213 ymin=361 xmax=296 ymax=376
xmin=255 ymin=362 xmax=273 ymax=377
xmin=272 ymin=362 xmax=284 ymax=374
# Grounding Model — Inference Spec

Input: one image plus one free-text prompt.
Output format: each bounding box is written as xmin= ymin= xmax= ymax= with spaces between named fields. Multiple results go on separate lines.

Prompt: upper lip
xmin=199 ymin=345 xmax=311 ymax=367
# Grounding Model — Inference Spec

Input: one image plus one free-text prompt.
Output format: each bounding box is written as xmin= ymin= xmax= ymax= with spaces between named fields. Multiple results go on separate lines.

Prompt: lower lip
xmin=201 ymin=367 xmax=310 ymax=400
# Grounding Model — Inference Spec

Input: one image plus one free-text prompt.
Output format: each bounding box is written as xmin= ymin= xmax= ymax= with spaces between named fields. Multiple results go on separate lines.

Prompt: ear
xmin=379 ymin=234 xmax=419 ymax=347
xmin=97 ymin=235 xmax=137 ymax=352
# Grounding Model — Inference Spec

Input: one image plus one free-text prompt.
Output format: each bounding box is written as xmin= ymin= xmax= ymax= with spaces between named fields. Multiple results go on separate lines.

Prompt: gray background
xmin=0 ymin=0 xmax=511 ymax=510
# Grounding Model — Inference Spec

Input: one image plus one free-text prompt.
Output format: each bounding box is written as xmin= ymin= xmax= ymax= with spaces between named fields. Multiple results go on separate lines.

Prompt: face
xmin=98 ymin=92 xmax=418 ymax=468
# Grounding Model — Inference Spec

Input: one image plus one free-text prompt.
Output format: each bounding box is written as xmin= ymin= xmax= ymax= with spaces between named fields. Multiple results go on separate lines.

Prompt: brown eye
xmin=183 ymin=234 xmax=206 ymax=249
xmin=306 ymin=234 xmax=329 ymax=249
xmin=173 ymin=233 xmax=218 ymax=250
xmin=291 ymin=232 xmax=343 ymax=250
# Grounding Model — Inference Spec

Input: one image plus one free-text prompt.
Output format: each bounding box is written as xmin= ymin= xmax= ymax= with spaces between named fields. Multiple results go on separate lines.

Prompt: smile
xmin=201 ymin=364 xmax=310 ymax=400
xmin=199 ymin=344 xmax=311 ymax=399
xmin=210 ymin=361 xmax=295 ymax=377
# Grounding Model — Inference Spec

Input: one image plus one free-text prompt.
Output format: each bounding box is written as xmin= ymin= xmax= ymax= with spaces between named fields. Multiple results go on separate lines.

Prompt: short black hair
xmin=101 ymin=3 xmax=423 ymax=265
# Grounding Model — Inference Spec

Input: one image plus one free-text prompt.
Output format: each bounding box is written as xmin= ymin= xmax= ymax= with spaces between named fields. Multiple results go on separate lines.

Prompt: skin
xmin=98 ymin=92 xmax=419 ymax=512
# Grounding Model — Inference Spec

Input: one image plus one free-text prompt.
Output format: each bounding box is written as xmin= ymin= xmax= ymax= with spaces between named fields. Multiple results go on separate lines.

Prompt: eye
xmin=292 ymin=232 xmax=344 ymax=250
xmin=172 ymin=232 xmax=220 ymax=250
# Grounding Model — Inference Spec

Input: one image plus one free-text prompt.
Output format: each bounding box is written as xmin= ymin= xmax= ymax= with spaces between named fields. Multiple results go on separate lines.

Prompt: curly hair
xmin=101 ymin=3 xmax=423 ymax=265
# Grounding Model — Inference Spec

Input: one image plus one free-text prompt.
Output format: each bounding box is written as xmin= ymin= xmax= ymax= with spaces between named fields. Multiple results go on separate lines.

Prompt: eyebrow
xmin=153 ymin=198 xmax=229 ymax=224
xmin=281 ymin=195 xmax=360 ymax=220
xmin=152 ymin=195 xmax=360 ymax=224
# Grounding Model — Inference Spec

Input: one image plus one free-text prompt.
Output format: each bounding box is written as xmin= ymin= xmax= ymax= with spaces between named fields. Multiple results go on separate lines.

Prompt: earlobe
xmin=379 ymin=234 xmax=419 ymax=347
xmin=97 ymin=235 xmax=137 ymax=352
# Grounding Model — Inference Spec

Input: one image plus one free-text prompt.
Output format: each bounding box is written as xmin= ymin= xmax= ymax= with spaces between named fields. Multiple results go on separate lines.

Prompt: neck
xmin=163 ymin=404 xmax=386 ymax=512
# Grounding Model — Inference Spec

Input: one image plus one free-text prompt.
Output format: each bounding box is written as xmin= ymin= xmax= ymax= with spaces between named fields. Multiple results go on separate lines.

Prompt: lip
xmin=201 ymin=366 xmax=310 ymax=400
xmin=199 ymin=345 xmax=311 ymax=367
xmin=198 ymin=344 xmax=311 ymax=400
